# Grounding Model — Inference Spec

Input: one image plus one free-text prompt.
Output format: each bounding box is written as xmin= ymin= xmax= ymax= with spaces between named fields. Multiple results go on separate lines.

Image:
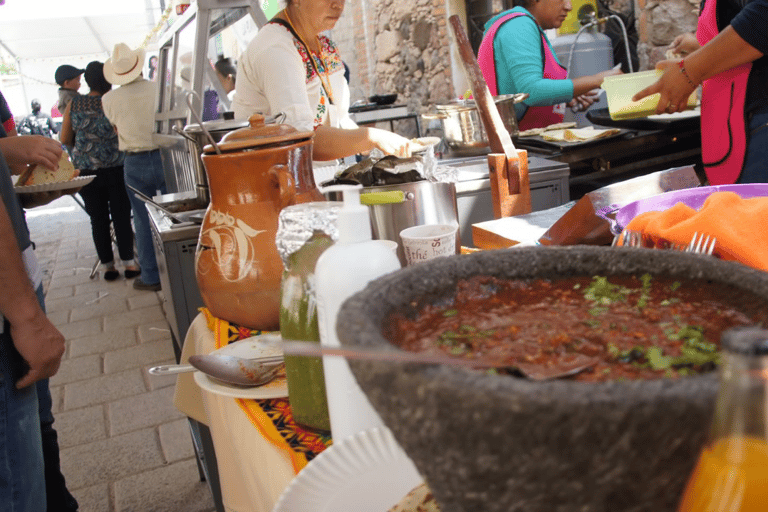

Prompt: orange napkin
xmin=624 ymin=191 xmax=768 ymax=271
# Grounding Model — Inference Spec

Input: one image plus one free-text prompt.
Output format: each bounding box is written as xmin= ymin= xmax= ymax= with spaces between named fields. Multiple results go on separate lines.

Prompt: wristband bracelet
xmin=678 ymin=60 xmax=698 ymax=89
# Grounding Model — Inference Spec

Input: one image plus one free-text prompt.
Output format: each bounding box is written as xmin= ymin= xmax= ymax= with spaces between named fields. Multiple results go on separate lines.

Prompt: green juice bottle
xmin=276 ymin=201 xmax=341 ymax=432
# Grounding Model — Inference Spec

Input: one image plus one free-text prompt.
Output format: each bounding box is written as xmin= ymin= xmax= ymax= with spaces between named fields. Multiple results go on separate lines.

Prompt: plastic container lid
xmin=602 ymin=70 xmax=698 ymax=120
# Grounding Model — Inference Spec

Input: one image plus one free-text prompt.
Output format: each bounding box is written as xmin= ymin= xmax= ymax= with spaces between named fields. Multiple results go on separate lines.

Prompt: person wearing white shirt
xmin=232 ymin=0 xmax=413 ymax=163
xmin=102 ymin=43 xmax=166 ymax=292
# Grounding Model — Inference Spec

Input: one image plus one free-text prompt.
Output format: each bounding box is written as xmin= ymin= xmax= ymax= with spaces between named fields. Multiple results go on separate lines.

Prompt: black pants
xmin=35 ymin=286 xmax=79 ymax=511
xmin=78 ymin=166 xmax=134 ymax=265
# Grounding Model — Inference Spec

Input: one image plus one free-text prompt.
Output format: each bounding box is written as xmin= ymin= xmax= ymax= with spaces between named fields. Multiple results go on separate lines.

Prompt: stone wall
xmin=334 ymin=0 xmax=457 ymax=137
xmin=635 ymin=0 xmax=698 ymax=68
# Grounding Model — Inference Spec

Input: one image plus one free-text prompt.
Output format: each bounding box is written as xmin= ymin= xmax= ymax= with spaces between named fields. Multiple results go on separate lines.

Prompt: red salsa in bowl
xmin=387 ymin=274 xmax=768 ymax=382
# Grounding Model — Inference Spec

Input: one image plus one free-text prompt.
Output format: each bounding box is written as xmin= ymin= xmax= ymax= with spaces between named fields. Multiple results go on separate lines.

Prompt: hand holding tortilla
xmin=0 ymin=134 xmax=62 ymax=176
xmin=19 ymin=151 xmax=78 ymax=186
xmin=667 ymin=32 xmax=700 ymax=58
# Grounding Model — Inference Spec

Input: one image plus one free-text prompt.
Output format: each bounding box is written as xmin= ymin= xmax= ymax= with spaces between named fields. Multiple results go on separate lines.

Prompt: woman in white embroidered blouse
xmin=232 ymin=0 xmax=412 ymax=162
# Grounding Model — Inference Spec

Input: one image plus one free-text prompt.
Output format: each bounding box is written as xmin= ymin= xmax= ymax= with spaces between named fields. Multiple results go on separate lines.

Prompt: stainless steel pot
xmin=175 ymin=118 xmax=249 ymax=203
xmin=423 ymin=93 xmax=528 ymax=154
xmin=326 ymin=180 xmax=460 ymax=266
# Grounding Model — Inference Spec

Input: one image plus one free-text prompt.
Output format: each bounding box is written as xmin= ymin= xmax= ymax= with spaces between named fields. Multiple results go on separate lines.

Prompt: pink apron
xmin=478 ymin=12 xmax=566 ymax=130
xmin=697 ymin=0 xmax=752 ymax=184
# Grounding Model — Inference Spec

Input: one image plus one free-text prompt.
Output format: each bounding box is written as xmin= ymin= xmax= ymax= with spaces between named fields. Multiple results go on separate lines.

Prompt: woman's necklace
xmin=284 ymin=9 xmax=336 ymax=105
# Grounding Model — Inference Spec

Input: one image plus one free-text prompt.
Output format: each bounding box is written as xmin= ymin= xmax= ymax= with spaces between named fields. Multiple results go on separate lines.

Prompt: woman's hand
xmin=367 ymin=128 xmax=413 ymax=158
xmin=0 ymin=135 xmax=62 ymax=176
xmin=668 ymin=33 xmax=700 ymax=57
xmin=568 ymin=90 xmax=601 ymax=112
xmin=632 ymin=59 xmax=697 ymax=114
xmin=572 ymin=68 xmax=623 ymax=97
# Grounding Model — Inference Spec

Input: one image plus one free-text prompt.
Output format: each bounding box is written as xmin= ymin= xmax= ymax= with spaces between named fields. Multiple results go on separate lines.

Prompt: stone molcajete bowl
xmin=335 ymin=246 xmax=768 ymax=512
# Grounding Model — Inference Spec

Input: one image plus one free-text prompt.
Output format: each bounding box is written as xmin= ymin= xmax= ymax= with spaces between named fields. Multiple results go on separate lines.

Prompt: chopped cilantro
xmin=443 ymin=309 xmax=458 ymax=317
xmin=583 ymin=276 xmax=632 ymax=305
xmin=670 ymin=281 xmax=682 ymax=291
xmin=647 ymin=346 xmax=672 ymax=370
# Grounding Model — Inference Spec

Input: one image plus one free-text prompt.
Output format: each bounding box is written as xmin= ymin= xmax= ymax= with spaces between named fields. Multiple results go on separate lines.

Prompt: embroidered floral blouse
xmin=232 ymin=23 xmax=355 ymax=134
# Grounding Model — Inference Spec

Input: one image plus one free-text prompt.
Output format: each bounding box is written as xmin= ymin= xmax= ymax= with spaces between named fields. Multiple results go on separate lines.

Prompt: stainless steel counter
xmin=147 ymin=191 xmax=207 ymax=354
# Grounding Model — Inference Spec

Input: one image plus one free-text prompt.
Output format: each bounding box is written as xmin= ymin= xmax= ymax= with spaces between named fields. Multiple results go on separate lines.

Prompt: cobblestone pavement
xmin=26 ymin=194 xmax=215 ymax=512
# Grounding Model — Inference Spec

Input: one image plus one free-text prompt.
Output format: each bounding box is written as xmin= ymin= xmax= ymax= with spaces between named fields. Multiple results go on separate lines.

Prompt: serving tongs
xmin=126 ymin=184 xmax=187 ymax=224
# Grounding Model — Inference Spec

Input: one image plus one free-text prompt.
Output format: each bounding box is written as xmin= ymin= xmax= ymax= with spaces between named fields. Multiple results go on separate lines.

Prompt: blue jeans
xmin=0 ymin=328 xmax=46 ymax=512
xmin=123 ymin=150 xmax=167 ymax=285
xmin=738 ymin=106 xmax=768 ymax=184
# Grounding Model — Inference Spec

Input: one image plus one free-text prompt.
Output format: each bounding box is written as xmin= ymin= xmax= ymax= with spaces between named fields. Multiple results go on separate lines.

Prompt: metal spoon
xmin=148 ymin=355 xmax=284 ymax=387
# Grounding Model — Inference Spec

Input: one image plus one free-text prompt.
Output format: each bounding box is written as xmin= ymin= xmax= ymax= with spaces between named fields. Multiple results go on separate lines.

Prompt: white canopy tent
xmin=0 ymin=0 xmax=166 ymax=118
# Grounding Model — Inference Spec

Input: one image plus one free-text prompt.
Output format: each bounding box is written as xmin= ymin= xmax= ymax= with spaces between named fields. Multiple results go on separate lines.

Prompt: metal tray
xmin=514 ymin=127 xmax=631 ymax=152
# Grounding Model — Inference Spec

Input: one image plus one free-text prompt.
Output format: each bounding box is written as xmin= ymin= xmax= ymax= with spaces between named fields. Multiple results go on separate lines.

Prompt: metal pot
xmin=175 ymin=118 xmax=249 ymax=202
xmin=325 ymin=180 xmax=460 ymax=266
xmin=423 ymin=93 xmax=528 ymax=154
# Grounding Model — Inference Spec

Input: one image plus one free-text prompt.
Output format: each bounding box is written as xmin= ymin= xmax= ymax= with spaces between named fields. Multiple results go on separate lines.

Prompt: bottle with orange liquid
xmin=677 ymin=327 xmax=768 ymax=512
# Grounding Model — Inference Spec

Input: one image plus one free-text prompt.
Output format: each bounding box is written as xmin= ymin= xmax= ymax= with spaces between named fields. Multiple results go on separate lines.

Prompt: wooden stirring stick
xmin=448 ymin=15 xmax=531 ymax=218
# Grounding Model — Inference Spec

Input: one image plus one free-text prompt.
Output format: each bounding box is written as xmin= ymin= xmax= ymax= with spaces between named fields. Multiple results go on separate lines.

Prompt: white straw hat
xmin=104 ymin=43 xmax=146 ymax=86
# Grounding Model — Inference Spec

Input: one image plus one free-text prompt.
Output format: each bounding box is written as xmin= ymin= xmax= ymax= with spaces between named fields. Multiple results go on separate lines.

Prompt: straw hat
xmin=104 ymin=43 xmax=146 ymax=86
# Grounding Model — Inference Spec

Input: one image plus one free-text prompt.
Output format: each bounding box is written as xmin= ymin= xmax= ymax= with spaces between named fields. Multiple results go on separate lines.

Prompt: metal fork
xmin=614 ymin=230 xmax=716 ymax=256
xmin=613 ymin=230 xmax=645 ymax=247
xmin=687 ymin=232 xmax=717 ymax=255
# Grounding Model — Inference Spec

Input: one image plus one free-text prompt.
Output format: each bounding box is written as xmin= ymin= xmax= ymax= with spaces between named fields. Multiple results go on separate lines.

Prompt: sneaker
xmin=133 ymin=278 xmax=161 ymax=291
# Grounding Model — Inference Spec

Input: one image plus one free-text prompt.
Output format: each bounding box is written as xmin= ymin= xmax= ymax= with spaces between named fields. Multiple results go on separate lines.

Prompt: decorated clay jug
xmin=196 ymin=113 xmax=324 ymax=331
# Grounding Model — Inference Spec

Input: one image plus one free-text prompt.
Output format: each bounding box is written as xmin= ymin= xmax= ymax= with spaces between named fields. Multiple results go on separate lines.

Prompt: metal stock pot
xmin=423 ymin=93 xmax=528 ymax=154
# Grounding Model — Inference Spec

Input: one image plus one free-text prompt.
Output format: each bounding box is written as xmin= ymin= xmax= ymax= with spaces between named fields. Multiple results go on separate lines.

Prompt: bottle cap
xmin=322 ymin=184 xmax=372 ymax=244
xmin=720 ymin=326 xmax=768 ymax=356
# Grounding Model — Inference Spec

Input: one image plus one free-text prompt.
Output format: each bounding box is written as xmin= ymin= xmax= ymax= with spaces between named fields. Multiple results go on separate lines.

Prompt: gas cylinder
xmin=552 ymin=27 xmax=614 ymax=124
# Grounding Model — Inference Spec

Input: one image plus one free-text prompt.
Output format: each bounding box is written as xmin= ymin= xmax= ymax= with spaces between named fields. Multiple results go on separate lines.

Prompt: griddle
xmin=586 ymin=107 xmax=701 ymax=131
xmin=514 ymin=127 xmax=631 ymax=153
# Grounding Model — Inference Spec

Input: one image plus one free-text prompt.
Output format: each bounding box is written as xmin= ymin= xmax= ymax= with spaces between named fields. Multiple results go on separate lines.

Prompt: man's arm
xmin=0 ymin=194 xmax=65 ymax=388
xmin=0 ymin=135 xmax=61 ymax=175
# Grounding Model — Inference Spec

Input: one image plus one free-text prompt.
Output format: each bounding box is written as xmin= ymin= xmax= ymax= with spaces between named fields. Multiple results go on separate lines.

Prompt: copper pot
xmin=196 ymin=114 xmax=324 ymax=331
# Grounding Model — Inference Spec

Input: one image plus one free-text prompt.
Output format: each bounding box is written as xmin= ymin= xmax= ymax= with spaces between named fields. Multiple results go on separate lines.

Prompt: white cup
xmin=373 ymin=239 xmax=399 ymax=254
xmin=399 ymin=224 xmax=458 ymax=266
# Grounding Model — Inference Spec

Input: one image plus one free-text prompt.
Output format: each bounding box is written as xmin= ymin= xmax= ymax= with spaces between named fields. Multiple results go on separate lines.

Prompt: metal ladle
xmin=151 ymin=339 xmax=597 ymax=384
xmin=186 ymin=91 xmax=221 ymax=155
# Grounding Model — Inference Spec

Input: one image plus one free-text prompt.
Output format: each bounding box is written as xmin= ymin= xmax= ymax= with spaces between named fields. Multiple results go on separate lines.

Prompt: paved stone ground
xmin=26 ymin=195 xmax=216 ymax=512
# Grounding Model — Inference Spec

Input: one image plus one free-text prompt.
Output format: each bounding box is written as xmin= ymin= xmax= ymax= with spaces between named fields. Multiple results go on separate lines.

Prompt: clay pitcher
xmin=196 ymin=114 xmax=324 ymax=331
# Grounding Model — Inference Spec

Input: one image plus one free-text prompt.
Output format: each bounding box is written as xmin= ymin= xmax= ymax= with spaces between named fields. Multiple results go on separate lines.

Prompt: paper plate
xmin=14 ymin=175 xmax=95 ymax=194
xmin=272 ymin=426 xmax=423 ymax=512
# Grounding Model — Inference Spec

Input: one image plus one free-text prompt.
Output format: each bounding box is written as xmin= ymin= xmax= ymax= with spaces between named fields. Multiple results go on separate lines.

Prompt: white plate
xmin=647 ymin=107 xmax=701 ymax=121
xmin=273 ymin=426 xmax=424 ymax=512
xmin=192 ymin=333 xmax=288 ymax=399
xmin=14 ymin=175 xmax=95 ymax=194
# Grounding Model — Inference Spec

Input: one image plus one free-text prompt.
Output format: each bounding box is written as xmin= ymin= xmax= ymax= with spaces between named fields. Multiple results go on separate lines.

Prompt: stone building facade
xmin=333 ymin=0 xmax=461 ymax=137
xmin=635 ymin=0 xmax=699 ymax=69
xmin=331 ymin=0 xmax=697 ymax=137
